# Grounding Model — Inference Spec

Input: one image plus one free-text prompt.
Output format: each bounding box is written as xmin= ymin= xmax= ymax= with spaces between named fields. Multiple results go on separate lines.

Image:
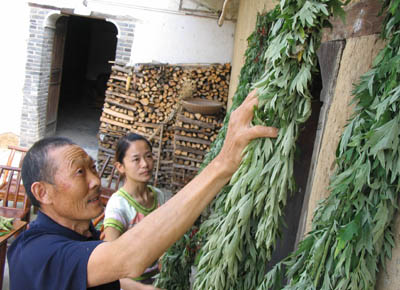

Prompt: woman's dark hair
xmin=115 ymin=133 xmax=152 ymax=163
xmin=21 ymin=137 xmax=75 ymax=207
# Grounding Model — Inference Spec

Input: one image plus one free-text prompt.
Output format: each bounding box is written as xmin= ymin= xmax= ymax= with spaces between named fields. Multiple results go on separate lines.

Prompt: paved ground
xmin=55 ymin=100 xmax=102 ymax=158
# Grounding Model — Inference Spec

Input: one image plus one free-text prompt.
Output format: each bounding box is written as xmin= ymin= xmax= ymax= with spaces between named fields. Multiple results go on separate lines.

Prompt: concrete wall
xmin=227 ymin=0 xmax=275 ymax=106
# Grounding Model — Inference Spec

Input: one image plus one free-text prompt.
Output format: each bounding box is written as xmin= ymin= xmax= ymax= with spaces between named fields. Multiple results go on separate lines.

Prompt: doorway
xmin=264 ymin=68 xmax=323 ymax=273
xmin=52 ymin=15 xmax=118 ymax=157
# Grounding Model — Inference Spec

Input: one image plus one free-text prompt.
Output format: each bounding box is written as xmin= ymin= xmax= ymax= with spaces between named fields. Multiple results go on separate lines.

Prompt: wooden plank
xmin=98 ymin=146 xmax=115 ymax=155
xmin=111 ymin=65 xmax=132 ymax=74
xmin=105 ymin=91 xmax=139 ymax=102
xmin=107 ymin=81 xmax=129 ymax=91
xmin=322 ymin=0 xmax=385 ymax=42
xmin=134 ymin=122 xmax=162 ymax=129
xmin=173 ymin=126 xmax=214 ymax=136
xmin=103 ymin=108 xmax=134 ymax=121
xmin=105 ymin=98 xmax=138 ymax=111
xmin=174 ymin=155 xmax=203 ymax=163
xmin=175 ymin=135 xmax=212 ymax=146
xmin=100 ymin=117 xmax=132 ymax=130
xmin=175 ymin=145 xmax=207 ymax=156
xmin=173 ymin=163 xmax=199 ymax=172
xmin=177 ymin=114 xmax=215 ymax=129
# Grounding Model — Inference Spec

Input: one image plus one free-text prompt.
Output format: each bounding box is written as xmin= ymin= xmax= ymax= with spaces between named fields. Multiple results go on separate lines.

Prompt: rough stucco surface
xmin=305 ymin=34 xmax=385 ymax=232
xmin=228 ymin=0 xmax=363 ymax=108
xmin=227 ymin=0 xmax=275 ymax=107
xmin=377 ymin=213 xmax=400 ymax=289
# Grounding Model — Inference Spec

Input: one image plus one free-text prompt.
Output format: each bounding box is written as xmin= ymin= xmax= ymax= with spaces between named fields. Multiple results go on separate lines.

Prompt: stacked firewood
xmin=172 ymin=111 xmax=222 ymax=189
xmin=97 ymin=62 xmax=230 ymax=191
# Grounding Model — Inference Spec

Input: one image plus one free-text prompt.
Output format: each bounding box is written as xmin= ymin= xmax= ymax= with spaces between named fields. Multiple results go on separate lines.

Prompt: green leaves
xmin=293 ymin=1 xmax=329 ymax=28
xmin=258 ymin=2 xmax=400 ymax=289
xmin=290 ymin=64 xmax=312 ymax=94
xmin=335 ymin=217 xmax=360 ymax=258
xmin=367 ymin=117 xmax=400 ymax=157
xmin=193 ymin=0 xmax=340 ymax=288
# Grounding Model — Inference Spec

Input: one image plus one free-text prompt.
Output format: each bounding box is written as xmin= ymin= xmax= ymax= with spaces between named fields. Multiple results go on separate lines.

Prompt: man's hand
xmin=216 ymin=89 xmax=278 ymax=176
xmin=119 ymin=278 xmax=162 ymax=290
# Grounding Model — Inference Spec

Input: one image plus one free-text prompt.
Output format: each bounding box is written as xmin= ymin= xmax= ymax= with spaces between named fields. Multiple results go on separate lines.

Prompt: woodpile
xmin=172 ymin=112 xmax=221 ymax=189
xmin=97 ymin=62 xmax=230 ymax=191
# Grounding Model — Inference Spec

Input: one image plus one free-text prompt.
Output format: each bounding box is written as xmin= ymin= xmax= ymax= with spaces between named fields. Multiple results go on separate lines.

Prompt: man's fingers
xmin=232 ymin=89 xmax=259 ymax=123
xmin=242 ymin=89 xmax=259 ymax=108
xmin=247 ymin=125 xmax=279 ymax=139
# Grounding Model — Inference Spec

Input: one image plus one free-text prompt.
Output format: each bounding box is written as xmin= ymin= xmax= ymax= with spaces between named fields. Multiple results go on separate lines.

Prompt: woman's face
xmin=118 ymin=140 xmax=154 ymax=183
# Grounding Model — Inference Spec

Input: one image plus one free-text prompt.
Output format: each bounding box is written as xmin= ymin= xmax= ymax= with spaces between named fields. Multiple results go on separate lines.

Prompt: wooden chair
xmin=3 ymin=145 xmax=27 ymax=169
xmin=0 ymin=165 xmax=31 ymax=222
xmin=0 ymin=146 xmax=28 ymax=201
xmin=97 ymin=155 xmax=123 ymax=205
xmin=93 ymin=156 xmax=123 ymax=237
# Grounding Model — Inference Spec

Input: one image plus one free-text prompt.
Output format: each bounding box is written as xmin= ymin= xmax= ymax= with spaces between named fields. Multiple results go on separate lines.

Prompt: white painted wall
xmin=0 ymin=1 xmax=29 ymax=135
xmin=88 ymin=0 xmax=236 ymax=64
xmin=129 ymin=12 xmax=235 ymax=64
xmin=0 ymin=0 xmax=235 ymax=136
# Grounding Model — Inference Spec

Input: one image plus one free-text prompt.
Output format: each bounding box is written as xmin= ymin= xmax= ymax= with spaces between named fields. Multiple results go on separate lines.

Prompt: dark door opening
xmin=265 ymin=66 xmax=323 ymax=274
xmin=55 ymin=15 xmax=117 ymax=158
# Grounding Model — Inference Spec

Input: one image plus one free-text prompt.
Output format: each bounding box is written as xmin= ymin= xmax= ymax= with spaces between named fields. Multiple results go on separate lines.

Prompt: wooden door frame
xmin=45 ymin=16 xmax=68 ymax=136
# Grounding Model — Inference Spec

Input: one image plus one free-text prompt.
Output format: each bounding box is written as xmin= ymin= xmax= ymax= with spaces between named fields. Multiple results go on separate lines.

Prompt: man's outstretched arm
xmin=87 ymin=89 xmax=278 ymax=287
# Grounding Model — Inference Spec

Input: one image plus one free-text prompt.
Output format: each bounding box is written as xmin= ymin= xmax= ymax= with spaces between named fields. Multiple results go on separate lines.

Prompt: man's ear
xmin=115 ymin=161 xmax=125 ymax=175
xmin=31 ymin=181 xmax=53 ymax=205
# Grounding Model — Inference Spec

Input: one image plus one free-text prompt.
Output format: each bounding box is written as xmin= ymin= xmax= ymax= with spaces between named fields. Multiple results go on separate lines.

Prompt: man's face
xmin=46 ymin=145 xmax=103 ymax=222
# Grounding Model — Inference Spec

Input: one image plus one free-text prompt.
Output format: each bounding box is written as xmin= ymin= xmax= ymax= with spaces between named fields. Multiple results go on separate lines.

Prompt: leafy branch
xmin=258 ymin=0 xmax=400 ymax=289
xmin=193 ymin=0 xmax=345 ymax=289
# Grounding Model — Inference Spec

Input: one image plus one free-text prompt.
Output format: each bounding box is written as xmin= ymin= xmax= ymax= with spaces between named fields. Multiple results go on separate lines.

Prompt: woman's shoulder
xmin=105 ymin=188 xmax=132 ymax=209
xmin=104 ymin=188 xmax=138 ymax=221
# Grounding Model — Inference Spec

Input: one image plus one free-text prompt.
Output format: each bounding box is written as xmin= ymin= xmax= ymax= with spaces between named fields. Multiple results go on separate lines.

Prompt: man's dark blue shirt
xmin=7 ymin=211 xmax=120 ymax=290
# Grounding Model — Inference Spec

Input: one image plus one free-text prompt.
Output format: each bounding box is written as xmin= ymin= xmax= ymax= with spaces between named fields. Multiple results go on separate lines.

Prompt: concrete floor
xmin=55 ymin=99 xmax=102 ymax=159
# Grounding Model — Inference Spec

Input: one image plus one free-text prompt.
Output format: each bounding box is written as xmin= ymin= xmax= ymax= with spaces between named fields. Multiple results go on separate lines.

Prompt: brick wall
xmin=114 ymin=20 xmax=135 ymax=64
xmin=20 ymin=4 xmax=135 ymax=147
xmin=20 ymin=7 xmax=53 ymax=147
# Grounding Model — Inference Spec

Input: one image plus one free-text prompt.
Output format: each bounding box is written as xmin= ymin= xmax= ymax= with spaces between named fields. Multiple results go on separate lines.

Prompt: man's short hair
xmin=21 ymin=137 xmax=75 ymax=207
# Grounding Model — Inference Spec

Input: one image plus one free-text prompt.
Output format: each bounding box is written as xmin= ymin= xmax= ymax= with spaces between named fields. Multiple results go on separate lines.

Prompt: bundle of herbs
xmin=193 ymin=0 xmax=345 ymax=289
xmin=154 ymin=11 xmax=277 ymax=289
xmin=258 ymin=0 xmax=400 ymax=289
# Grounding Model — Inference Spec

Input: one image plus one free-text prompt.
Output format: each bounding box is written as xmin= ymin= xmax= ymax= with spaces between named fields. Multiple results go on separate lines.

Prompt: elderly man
xmin=7 ymin=90 xmax=278 ymax=290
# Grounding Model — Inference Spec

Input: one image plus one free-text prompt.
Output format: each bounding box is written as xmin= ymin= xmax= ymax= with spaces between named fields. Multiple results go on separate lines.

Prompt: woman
xmin=104 ymin=133 xmax=166 ymax=285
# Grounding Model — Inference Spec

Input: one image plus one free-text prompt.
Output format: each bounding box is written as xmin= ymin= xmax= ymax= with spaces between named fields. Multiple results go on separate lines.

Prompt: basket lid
xmin=181 ymin=98 xmax=223 ymax=115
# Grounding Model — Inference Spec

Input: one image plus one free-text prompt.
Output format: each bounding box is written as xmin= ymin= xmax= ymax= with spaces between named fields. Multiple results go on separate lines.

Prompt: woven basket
xmin=181 ymin=98 xmax=223 ymax=115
